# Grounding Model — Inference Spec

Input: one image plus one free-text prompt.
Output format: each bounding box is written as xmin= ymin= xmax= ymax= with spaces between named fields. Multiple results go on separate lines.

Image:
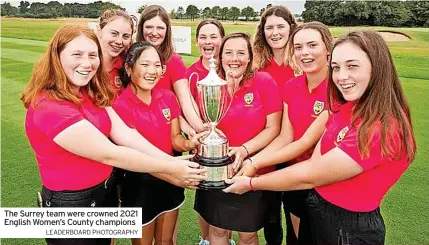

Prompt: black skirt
xmin=41 ymin=173 xmax=116 ymax=245
xmin=194 ymin=189 xmax=272 ymax=232
xmin=306 ymin=190 xmax=385 ymax=245
xmin=120 ymin=171 xmax=184 ymax=226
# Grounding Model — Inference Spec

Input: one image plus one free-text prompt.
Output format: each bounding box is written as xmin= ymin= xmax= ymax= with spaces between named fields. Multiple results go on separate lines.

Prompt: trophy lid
xmin=197 ymin=57 xmax=227 ymax=86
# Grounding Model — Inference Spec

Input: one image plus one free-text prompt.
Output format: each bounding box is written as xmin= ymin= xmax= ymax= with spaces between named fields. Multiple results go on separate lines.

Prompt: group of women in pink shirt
xmin=22 ymin=4 xmax=416 ymax=245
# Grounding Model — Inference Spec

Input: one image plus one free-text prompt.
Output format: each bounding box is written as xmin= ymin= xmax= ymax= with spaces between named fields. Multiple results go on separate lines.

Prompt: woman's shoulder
xmin=285 ymin=74 xmax=304 ymax=86
xmin=154 ymin=88 xmax=177 ymax=99
xmin=169 ymin=52 xmax=184 ymax=62
xmin=32 ymin=92 xmax=77 ymax=110
xmin=253 ymin=71 xmax=279 ymax=88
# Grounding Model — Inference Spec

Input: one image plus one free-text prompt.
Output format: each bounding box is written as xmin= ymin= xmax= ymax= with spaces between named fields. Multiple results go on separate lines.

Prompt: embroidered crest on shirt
xmin=313 ymin=101 xmax=324 ymax=115
xmin=161 ymin=65 xmax=167 ymax=76
xmin=244 ymin=93 xmax=254 ymax=107
xmin=114 ymin=76 xmax=123 ymax=88
xmin=336 ymin=126 xmax=349 ymax=144
xmin=162 ymin=108 xmax=171 ymax=121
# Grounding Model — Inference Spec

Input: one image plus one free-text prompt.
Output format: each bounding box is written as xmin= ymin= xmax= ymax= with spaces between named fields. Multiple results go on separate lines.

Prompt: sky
xmin=4 ymin=0 xmax=306 ymax=14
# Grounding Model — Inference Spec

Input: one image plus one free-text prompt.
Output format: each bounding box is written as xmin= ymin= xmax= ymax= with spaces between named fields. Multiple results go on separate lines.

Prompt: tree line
xmin=167 ymin=5 xmax=265 ymax=22
xmin=302 ymin=1 xmax=429 ymax=27
xmin=1 ymin=1 xmax=123 ymax=18
xmin=1 ymin=1 xmax=428 ymax=27
xmin=1 ymin=2 xmax=281 ymax=22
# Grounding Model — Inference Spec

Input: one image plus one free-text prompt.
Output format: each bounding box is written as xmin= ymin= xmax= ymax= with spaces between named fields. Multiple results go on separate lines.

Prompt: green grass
xmin=1 ymin=18 xmax=429 ymax=244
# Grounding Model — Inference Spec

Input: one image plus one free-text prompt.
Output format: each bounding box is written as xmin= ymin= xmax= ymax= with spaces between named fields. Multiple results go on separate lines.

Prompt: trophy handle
xmin=216 ymin=70 xmax=236 ymax=124
xmin=188 ymin=72 xmax=202 ymax=118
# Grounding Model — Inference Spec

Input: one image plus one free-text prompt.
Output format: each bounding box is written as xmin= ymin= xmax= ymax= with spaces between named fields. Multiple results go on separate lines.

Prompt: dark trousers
xmin=282 ymin=189 xmax=313 ymax=245
xmin=40 ymin=173 xmax=116 ymax=245
xmin=306 ymin=190 xmax=385 ymax=245
xmin=263 ymin=190 xmax=284 ymax=245
xmin=263 ymin=164 xmax=286 ymax=245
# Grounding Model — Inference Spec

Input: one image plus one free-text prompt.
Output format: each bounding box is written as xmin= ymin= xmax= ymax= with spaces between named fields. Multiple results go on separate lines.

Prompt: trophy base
xmin=193 ymin=154 xmax=234 ymax=190
xmin=198 ymin=180 xmax=229 ymax=190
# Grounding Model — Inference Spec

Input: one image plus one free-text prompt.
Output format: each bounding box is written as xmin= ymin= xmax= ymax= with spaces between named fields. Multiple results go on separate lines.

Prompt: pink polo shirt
xmin=217 ymin=72 xmax=282 ymax=175
xmin=25 ymin=89 xmax=113 ymax=191
xmin=109 ymin=56 xmax=125 ymax=96
xmin=259 ymin=59 xmax=295 ymax=89
xmin=156 ymin=52 xmax=187 ymax=92
xmin=316 ymin=101 xmax=410 ymax=212
xmin=186 ymin=57 xmax=208 ymax=99
xmin=112 ymin=86 xmax=181 ymax=155
xmin=282 ymin=74 xmax=328 ymax=164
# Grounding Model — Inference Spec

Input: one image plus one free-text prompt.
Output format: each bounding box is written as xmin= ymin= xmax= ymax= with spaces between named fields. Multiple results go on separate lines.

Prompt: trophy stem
xmin=210 ymin=122 xmax=217 ymax=133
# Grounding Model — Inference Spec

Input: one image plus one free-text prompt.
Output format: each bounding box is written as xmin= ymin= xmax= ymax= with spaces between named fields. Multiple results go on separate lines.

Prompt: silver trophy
xmin=189 ymin=57 xmax=234 ymax=190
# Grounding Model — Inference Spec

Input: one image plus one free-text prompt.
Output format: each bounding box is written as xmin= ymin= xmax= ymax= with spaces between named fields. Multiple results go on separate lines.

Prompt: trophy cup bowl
xmin=190 ymin=58 xmax=234 ymax=190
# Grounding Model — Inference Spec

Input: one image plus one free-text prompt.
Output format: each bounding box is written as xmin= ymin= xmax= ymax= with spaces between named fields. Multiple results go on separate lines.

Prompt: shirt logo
xmin=336 ymin=126 xmax=349 ymax=143
xmin=244 ymin=93 xmax=254 ymax=106
xmin=313 ymin=101 xmax=324 ymax=115
xmin=114 ymin=76 xmax=123 ymax=88
xmin=162 ymin=108 xmax=171 ymax=121
xmin=161 ymin=65 xmax=167 ymax=76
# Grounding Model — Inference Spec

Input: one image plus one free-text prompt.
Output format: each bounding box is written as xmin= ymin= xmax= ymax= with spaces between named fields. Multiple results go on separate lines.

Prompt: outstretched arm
xmin=250 ymin=110 xmax=328 ymax=170
xmin=174 ymin=79 xmax=205 ymax=132
xmin=53 ymin=107 xmax=206 ymax=182
xmin=224 ymin=144 xmax=363 ymax=194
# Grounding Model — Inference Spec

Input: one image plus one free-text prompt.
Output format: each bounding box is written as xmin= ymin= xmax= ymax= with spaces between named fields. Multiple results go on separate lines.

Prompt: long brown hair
xmin=136 ymin=5 xmax=174 ymax=61
xmin=21 ymin=25 xmax=115 ymax=108
xmin=253 ymin=5 xmax=297 ymax=71
xmin=286 ymin=21 xmax=333 ymax=72
xmin=218 ymin=32 xmax=254 ymax=84
xmin=327 ymin=30 xmax=416 ymax=162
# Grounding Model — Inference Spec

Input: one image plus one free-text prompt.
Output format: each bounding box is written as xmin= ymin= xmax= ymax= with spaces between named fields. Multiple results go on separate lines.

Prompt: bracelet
xmin=241 ymin=145 xmax=250 ymax=156
xmin=248 ymin=157 xmax=257 ymax=171
xmin=249 ymin=177 xmax=256 ymax=191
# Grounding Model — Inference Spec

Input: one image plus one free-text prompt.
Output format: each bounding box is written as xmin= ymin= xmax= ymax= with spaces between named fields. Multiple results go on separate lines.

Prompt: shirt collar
xmin=195 ymin=56 xmax=207 ymax=73
xmin=269 ymin=58 xmax=285 ymax=68
xmin=123 ymin=86 xmax=163 ymax=105
xmin=236 ymin=73 xmax=255 ymax=90
xmin=298 ymin=73 xmax=328 ymax=93
xmin=113 ymin=56 xmax=123 ymax=70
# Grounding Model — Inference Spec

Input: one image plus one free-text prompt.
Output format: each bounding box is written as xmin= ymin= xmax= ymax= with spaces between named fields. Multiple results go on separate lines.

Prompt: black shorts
xmin=41 ymin=174 xmax=116 ymax=245
xmin=120 ymin=172 xmax=184 ymax=226
xmin=306 ymin=190 xmax=385 ymax=245
xmin=282 ymin=189 xmax=310 ymax=218
xmin=194 ymin=189 xmax=272 ymax=232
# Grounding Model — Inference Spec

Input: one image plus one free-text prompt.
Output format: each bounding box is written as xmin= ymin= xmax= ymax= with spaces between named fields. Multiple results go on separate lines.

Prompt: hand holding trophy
xmin=189 ymin=57 xmax=235 ymax=190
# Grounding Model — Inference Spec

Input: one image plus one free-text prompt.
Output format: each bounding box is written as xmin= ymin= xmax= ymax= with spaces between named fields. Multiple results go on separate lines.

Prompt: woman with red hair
xmin=21 ymin=25 xmax=205 ymax=245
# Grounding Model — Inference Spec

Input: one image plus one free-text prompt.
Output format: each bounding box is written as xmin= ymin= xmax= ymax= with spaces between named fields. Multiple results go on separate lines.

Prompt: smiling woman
xmin=19 ymin=25 xmax=206 ymax=245
xmin=224 ymin=29 xmax=417 ymax=245
xmin=96 ymin=9 xmax=134 ymax=95
xmin=194 ymin=32 xmax=283 ymax=245
xmin=236 ymin=21 xmax=333 ymax=245
xmin=187 ymin=19 xmax=225 ymax=99
xmin=59 ymin=35 xmax=100 ymax=89
xmin=136 ymin=5 xmax=205 ymax=133
xmin=112 ymin=41 xmax=207 ymax=245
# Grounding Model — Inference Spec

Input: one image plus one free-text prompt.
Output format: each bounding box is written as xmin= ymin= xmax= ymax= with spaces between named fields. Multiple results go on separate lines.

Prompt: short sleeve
xmin=166 ymin=91 xmax=182 ymax=120
xmin=338 ymin=127 xmax=383 ymax=171
xmin=32 ymin=99 xmax=84 ymax=139
xmin=112 ymin=99 xmax=136 ymax=129
xmin=258 ymin=72 xmax=282 ymax=115
xmin=169 ymin=54 xmax=187 ymax=84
